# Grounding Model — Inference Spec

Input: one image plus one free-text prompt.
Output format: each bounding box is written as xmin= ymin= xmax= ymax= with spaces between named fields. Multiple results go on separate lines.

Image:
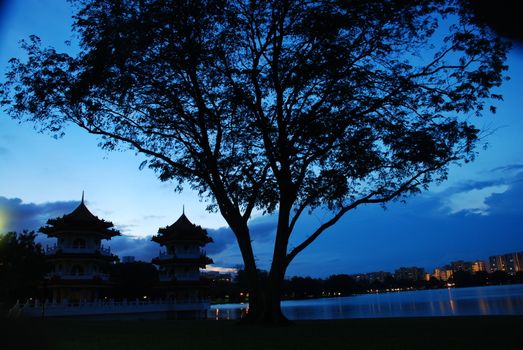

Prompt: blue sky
xmin=1 ymin=0 xmax=522 ymax=278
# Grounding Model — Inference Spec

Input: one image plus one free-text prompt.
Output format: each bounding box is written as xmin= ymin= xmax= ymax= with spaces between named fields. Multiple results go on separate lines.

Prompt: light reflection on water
xmin=210 ymin=284 xmax=523 ymax=320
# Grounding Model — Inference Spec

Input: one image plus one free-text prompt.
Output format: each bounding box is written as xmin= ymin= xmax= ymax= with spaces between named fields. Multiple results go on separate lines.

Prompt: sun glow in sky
xmin=0 ymin=208 xmax=7 ymax=233
xmin=1 ymin=0 xmax=522 ymax=277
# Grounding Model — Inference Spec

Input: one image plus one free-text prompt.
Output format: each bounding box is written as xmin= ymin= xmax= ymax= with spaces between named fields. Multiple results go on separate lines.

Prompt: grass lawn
xmin=2 ymin=316 xmax=521 ymax=350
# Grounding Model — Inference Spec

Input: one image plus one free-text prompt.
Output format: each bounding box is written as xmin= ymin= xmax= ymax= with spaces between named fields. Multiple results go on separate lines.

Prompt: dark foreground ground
xmin=2 ymin=316 xmax=522 ymax=350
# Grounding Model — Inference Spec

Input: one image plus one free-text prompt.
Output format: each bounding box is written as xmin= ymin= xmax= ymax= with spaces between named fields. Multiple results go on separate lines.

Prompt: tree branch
xmin=285 ymin=165 xmax=440 ymax=266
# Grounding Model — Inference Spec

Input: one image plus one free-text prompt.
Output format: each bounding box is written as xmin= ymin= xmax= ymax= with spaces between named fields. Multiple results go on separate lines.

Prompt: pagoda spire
xmin=81 ymin=190 xmax=85 ymax=204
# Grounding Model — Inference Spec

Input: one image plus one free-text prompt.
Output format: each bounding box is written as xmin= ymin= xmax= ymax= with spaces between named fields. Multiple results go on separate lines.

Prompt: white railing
xmin=23 ymin=297 xmax=209 ymax=308
xmin=15 ymin=298 xmax=211 ymax=318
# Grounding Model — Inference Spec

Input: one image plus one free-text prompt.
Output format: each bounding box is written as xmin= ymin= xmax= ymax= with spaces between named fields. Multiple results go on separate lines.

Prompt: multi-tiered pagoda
xmin=152 ymin=212 xmax=213 ymax=317
xmin=40 ymin=195 xmax=120 ymax=304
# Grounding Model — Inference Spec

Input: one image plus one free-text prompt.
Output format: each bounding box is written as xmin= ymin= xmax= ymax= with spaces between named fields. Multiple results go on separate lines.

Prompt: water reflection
xmin=213 ymin=305 xmax=249 ymax=320
xmin=448 ymin=288 xmax=456 ymax=315
xmin=210 ymin=284 xmax=523 ymax=320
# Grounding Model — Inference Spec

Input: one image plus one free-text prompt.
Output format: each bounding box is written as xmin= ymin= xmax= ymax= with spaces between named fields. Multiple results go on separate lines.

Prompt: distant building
xmin=471 ymin=260 xmax=486 ymax=273
xmin=152 ymin=212 xmax=213 ymax=318
xmin=487 ymin=252 xmax=523 ymax=274
xmin=394 ymin=267 xmax=425 ymax=281
xmin=450 ymin=260 xmax=473 ymax=273
xmin=489 ymin=255 xmax=506 ymax=273
xmin=432 ymin=268 xmax=452 ymax=281
xmin=40 ymin=196 xmax=120 ymax=304
xmin=366 ymin=271 xmax=392 ymax=283
xmin=503 ymin=252 xmax=523 ymax=275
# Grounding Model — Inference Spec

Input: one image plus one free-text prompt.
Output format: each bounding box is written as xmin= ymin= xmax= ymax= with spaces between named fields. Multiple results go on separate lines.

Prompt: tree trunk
xmin=241 ymin=271 xmax=289 ymax=325
xmin=224 ymin=218 xmax=264 ymax=322
xmin=247 ymin=193 xmax=293 ymax=325
xmin=221 ymin=189 xmax=293 ymax=325
xmin=256 ymin=194 xmax=293 ymax=325
xmin=259 ymin=265 xmax=290 ymax=325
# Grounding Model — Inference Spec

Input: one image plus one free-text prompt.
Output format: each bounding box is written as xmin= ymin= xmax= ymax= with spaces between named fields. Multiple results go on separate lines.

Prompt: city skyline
xmin=349 ymin=250 xmax=523 ymax=279
xmin=1 ymin=0 xmax=523 ymax=278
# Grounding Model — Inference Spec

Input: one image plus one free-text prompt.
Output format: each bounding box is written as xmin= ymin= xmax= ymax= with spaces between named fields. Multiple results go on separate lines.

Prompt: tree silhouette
xmin=110 ymin=261 xmax=160 ymax=300
xmin=0 ymin=231 xmax=47 ymax=312
xmin=0 ymin=0 xmax=509 ymax=323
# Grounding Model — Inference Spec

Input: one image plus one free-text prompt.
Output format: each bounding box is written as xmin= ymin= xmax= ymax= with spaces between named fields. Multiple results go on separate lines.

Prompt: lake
xmin=210 ymin=284 xmax=523 ymax=320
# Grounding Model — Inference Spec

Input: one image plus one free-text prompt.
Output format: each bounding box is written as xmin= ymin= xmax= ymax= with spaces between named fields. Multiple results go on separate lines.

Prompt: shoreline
xmin=211 ymin=281 xmax=523 ymax=305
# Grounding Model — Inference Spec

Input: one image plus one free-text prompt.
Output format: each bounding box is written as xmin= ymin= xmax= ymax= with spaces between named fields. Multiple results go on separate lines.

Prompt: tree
xmin=0 ymin=0 xmax=509 ymax=324
xmin=110 ymin=261 xmax=159 ymax=300
xmin=0 ymin=231 xmax=47 ymax=313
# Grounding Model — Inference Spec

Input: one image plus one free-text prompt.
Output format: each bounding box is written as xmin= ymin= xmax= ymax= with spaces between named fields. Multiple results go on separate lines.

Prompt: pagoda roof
xmin=152 ymin=213 xmax=213 ymax=245
xmin=39 ymin=197 xmax=120 ymax=238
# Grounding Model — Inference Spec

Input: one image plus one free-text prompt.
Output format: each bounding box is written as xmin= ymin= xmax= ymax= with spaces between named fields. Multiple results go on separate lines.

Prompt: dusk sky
xmin=1 ymin=0 xmax=522 ymax=278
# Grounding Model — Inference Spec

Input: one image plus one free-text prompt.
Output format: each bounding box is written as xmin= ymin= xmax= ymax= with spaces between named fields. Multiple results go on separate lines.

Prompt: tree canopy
xmin=0 ymin=231 xmax=47 ymax=310
xmin=1 ymin=0 xmax=510 ymax=323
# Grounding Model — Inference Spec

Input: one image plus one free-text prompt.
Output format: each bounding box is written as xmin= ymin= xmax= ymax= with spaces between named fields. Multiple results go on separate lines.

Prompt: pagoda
xmin=39 ymin=194 xmax=120 ymax=305
xmin=152 ymin=211 xmax=213 ymax=317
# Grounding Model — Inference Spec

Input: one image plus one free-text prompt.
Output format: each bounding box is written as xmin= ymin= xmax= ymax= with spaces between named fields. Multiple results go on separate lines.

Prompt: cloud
xmin=0 ymin=196 xmax=78 ymax=233
xmin=490 ymin=163 xmax=523 ymax=173
xmin=442 ymin=184 xmax=509 ymax=215
xmin=206 ymin=226 xmax=236 ymax=255
xmin=435 ymin=173 xmax=521 ymax=216
xmin=108 ymin=235 xmax=158 ymax=262
xmin=203 ymin=266 xmax=238 ymax=274
xmin=113 ymin=223 xmax=138 ymax=235
xmin=203 ymin=215 xmax=278 ymax=270
xmin=435 ymin=165 xmax=523 ymax=217
xmin=249 ymin=216 xmax=277 ymax=243
xmin=438 ymin=178 xmax=503 ymax=195
xmin=206 ymin=215 xmax=277 ymax=255
xmin=484 ymin=172 xmax=523 ymax=216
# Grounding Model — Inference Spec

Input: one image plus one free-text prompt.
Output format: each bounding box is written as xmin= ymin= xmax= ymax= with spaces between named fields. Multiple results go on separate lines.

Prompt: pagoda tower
xmin=152 ymin=212 xmax=213 ymax=313
xmin=40 ymin=195 xmax=120 ymax=304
